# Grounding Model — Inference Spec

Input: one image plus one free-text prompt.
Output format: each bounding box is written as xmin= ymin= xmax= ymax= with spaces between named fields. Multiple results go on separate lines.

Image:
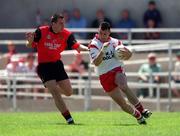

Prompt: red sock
xmin=62 ymin=110 xmax=70 ymax=117
xmin=61 ymin=110 xmax=74 ymax=123
xmin=133 ymin=109 xmax=142 ymax=119
xmin=134 ymin=102 xmax=144 ymax=114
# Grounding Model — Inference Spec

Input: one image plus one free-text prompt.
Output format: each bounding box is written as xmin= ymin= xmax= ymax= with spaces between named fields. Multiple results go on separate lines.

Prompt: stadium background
xmin=0 ymin=0 xmax=180 ymax=28
xmin=0 ymin=1 xmax=180 ymax=135
xmin=0 ymin=0 xmax=180 ymax=110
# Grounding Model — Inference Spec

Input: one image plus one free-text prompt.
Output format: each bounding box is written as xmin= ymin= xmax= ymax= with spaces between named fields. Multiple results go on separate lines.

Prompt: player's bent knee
xmin=64 ymin=90 xmax=73 ymax=96
xmin=118 ymin=84 xmax=128 ymax=92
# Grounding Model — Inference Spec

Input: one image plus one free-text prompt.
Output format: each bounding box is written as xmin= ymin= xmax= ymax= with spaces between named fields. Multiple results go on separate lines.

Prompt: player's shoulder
xmin=62 ymin=28 xmax=71 ymax=35
xmin=91 ymin=37 xmax=99 ymax=44
xmin=39 ymin=25 xmax=49 ymax=30
xmin=88 ymin=38 xmax=100 ymax=50
xmin=110 ymin=37 xmax=123 ymax=45
xmin=141 ymin=63 xmax=149 ymax=69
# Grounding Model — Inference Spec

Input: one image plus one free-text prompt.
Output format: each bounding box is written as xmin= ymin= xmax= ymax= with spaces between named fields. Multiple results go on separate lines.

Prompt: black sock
xmin=62 ymin=110 xmax=74 ymax=124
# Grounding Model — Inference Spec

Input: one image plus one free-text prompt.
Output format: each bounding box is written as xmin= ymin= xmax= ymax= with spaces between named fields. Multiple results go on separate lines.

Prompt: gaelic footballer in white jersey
xmin=88 ymin=22 xmax=152 ymax=125
xmin=89 ymin=34 xmax=125 ymax=76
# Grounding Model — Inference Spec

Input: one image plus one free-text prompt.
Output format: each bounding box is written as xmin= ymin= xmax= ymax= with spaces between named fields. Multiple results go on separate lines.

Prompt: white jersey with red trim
xmin=89 ymin=35 xmax=125 ymax=75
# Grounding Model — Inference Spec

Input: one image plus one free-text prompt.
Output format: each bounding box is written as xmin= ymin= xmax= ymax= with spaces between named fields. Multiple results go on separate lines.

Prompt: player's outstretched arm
xmin=77 ymin=44 xmax=89 ymax=52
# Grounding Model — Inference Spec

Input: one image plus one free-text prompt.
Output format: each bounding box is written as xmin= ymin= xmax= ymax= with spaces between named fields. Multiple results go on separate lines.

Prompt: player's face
xmin=53 ymin=18 xmax=65 ymax=33
xmin=98 ymin=29 xmax=110 ymax=42
xmin=148 ymin=57 xmax=156 ymax=65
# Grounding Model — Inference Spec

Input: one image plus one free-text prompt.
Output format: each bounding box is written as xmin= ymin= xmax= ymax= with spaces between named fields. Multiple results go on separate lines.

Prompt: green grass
xmin=0 ymin=111 xmax=180 ymax=136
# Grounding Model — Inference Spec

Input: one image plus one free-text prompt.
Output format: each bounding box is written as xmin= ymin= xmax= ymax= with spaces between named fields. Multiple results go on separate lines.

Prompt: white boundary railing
xmin=1 ymin=28 xmax=180 ymax=45
xmin=0 ymin=71 xmax=180 ymax=111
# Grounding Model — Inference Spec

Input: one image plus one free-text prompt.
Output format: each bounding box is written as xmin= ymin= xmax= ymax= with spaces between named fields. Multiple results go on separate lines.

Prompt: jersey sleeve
xmin=67 ymin=33 xmax=80 ymax=50
xmin=34 ymin=28 xmax=41 ymax=42
xmin=32 ymin=28 xmax=41 ymax=48
xmin=88 ymin=41 xmax=100 ymax=62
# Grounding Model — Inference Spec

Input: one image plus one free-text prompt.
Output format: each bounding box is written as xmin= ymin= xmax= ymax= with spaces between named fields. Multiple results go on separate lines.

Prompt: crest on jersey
xmin=47 ymin=34 xmax=51 ymax=39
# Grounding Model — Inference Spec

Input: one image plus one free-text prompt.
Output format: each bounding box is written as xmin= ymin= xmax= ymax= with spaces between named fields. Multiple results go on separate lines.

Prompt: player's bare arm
xmin=77 ymin=44 xmax=89 ymax=52
xmin=25 ymin=32 xmax=34 ymax=48
xmin=119 ymin=47 xmax=132 ymax=60
xmin=92 ymin=42 xmax=109 ymax=66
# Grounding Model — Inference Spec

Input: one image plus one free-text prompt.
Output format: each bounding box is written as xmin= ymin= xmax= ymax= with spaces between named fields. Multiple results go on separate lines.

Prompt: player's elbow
xmin=94 ymin=62 xmax=100 ymax=66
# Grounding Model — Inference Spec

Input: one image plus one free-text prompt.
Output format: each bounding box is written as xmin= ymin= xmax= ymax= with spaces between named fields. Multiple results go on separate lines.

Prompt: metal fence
xmin=0 ymin=28 xmax=180 ymax=111
xmin=0 ymin=28 xmax=180 ymax=45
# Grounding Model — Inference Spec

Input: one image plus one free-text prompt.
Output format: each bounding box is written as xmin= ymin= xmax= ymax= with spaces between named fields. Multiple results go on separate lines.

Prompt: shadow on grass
xmin=53 ymin=122 xmax=85 ymax=126
xmin=111 ymin=123 xmax=138 ymax=126
xmin=52 ymin=122 xmax=137 ymax=126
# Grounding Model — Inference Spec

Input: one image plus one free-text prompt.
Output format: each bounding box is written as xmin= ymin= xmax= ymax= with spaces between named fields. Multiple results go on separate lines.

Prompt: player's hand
xmin=119 ymin=48 xmax=132 ymax=60
xmin=101 ymin=42 xmax=109 ymax=53
xmin=26 ymin=32 xmax=34 ymax=44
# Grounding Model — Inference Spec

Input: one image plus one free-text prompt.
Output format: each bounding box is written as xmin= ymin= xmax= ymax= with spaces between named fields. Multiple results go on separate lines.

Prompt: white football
xmin=114 ymin=46 xmax=128 ymax=60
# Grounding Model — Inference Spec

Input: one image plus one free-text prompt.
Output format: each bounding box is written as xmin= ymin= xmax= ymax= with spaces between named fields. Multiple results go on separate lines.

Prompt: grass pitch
xmin=0 ymin=111 xmax=179 ymax=136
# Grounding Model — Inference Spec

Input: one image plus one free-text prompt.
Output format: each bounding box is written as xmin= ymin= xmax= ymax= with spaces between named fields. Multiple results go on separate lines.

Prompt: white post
xmin=6 ymin=77 xmax=11 ymax=99
xmin=156 ymin=85 xmax=160 ymax=111
xmin=109 ymin=100 xmax=113 ymax=111
xmin=167 ymin=44 xmax=173 ymax=112
xmin=127 ymin=29 xmax=132 ymax=46
xmin=84 ymin=65 xmax=92 ymax=111
xmin=78 ymin=74 xmax=83 ymax=95
xmin=12 ymin=77 xmax=17 ymax=111
xmin=149 ymin=72 xmax=153 ymax=98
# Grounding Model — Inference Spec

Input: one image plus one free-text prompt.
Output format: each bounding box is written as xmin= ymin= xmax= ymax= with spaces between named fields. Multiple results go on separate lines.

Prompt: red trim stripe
xmin=88 ymin=44 xmax=99 ymax=50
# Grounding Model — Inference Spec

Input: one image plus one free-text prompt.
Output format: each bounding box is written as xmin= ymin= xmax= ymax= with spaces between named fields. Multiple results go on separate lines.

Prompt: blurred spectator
xmin=91 ymin=9 xmax=113 ymax=28
xmin=24 ymin=53 xmax=36 ymax=73
xmin=24 ymin=53 xmax=47 ymax=100
xmin=5 ymin=41 xmax=16 ymax=64
xmin=5 ymin=55 xmax=26 ymax=98
xmin=172 ymin=52 xmax=180 ymax=97
xmin=62 ymin=10 xmax=71 ymax=28
xmin=89 ymin=9 xmax=113 ymax=38
xmin=137 ymin=53 xmax=162 ymax=98
xmin=68 ymin=8 xmax=87 ymax=39
xmin=66 ymin=53 xmax=88 ymax=74
xmin=35 ymin=8 xmax=42 ymax=27
xmin=6 ymin=55 xmax=26 ymax=73
xmin=143 ymin=1 xmax=162 ymax=27
xmin=116 ymin=9 xmax=136 ymax=39
xmin=42 ymin=19 xmax=49 ymax=26
xmin=144 ymin=19 xmax=160 ymax=39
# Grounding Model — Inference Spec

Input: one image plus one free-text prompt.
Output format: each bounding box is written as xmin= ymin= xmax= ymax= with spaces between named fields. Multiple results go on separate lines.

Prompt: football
xmin=114 ymin=46 xmax=130 ymax=60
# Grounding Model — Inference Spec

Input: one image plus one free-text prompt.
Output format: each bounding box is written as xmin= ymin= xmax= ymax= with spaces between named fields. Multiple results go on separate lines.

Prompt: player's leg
xmin=57 ymin=79 xmax=73 ymax=96
xmin=56 ymin=60 xmax=73 ymax=96
xmin=107 ymin=87 xmax=146 ymax=124
xmin=53 ymin=60 xmax=74 ymax=124
xmin=45 ymin=80 xmax=74 ymax=124
xmin=37 ymin=62 xmax=74 ymax=124
xmin=115 ymin=72 xmax=152 ymax=118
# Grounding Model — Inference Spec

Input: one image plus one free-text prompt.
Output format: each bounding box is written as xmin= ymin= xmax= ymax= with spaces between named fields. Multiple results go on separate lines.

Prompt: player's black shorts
xmin=37 ymin=60 xmax=68 ymax=83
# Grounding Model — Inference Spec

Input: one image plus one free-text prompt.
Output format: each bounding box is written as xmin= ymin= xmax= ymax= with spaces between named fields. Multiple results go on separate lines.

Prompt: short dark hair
xmin=51 ymin=13 xmax=64 ymax=23
xmin=99 ymin=22 xmax=111 ymax=31
xmin=149 ymin=1 xmax=156 ymax=5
